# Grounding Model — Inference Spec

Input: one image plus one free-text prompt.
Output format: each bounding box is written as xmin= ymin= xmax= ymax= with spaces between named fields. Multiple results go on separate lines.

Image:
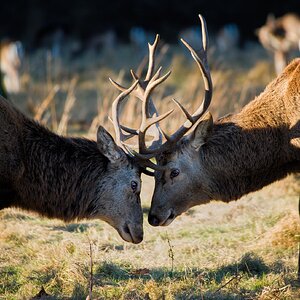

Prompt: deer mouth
xmin=118 ymin=223 xmax=143 ymax=244
xmin=161 ymin=210 xmax=176 ymax=226
xmin=148 ymin=209 xmax=176 ymax=226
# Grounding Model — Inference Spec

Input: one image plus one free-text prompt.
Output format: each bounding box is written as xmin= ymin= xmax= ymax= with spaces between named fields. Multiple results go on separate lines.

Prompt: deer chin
xmin=160 ymin=209 xmax=176 ymax=226
xmin=159 ymin=204 xmax=194 ymax=226
xmin=116 ymin=223 xmax=143 ymax=244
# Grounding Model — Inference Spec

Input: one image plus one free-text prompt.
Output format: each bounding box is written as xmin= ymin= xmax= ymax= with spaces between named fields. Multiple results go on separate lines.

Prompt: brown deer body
xmin=120 ymin=15 xmax=300 ymax=227
xmin=0 ymin=96 xmax=143 ymax=243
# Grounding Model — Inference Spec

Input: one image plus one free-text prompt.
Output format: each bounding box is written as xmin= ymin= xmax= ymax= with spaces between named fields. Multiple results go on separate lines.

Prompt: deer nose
xmin=148 ymin=214 xmax=160 ymax=226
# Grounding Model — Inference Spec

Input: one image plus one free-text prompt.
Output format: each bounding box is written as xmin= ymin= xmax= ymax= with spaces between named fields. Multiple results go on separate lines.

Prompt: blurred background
xmin=0 ymin=0 xmax=300 ymax=137
xmin=1 ymin=0 xmax=299 ymax=43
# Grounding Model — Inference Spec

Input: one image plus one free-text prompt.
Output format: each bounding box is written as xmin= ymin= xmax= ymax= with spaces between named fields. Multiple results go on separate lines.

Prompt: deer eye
xmin=131 ymin=181 xmax=138 ymax=192
xmin=170 ymin=168 xmax=180 ymax=179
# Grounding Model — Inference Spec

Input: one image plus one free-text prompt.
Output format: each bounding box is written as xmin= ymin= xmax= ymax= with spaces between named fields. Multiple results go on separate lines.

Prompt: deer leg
xmin=274 ymin=51 xmax=288 ymax=74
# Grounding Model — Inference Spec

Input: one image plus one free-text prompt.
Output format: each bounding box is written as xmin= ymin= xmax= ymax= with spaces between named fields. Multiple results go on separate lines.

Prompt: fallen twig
xmin=166 ymin=233 xmax=175 ymax=274
xmin=213 ymin=274 xmax=242 ymax=295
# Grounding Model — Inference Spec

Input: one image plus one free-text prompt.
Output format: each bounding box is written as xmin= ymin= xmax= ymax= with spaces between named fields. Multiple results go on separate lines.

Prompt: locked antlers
xmin=109 ymin=14 xmax=213 ymax=172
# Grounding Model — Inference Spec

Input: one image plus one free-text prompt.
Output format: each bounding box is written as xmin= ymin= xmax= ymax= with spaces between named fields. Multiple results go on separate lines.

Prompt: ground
xmin=0 ymin=175 xmax=299 ymax=299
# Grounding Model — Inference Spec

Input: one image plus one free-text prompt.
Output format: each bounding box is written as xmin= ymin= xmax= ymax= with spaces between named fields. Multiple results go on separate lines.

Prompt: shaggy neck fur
xmin=199 ymin=59 xmax=300 ymax=201
xmin=10 ymin=118 xmax=109 ymax=222
xmin=200 ymin=122 xmax=299 ymax=201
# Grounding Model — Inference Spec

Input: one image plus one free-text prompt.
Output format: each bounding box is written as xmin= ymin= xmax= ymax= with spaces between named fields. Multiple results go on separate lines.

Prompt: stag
xmin=0 ymin=40 xmax=23 ymax=97
xmin=0 ymin=82 xmax=149 ymax=243
xmin=122 ymin=15 xmax=300 ymax=227
xmin=257 ymin=13 xmax=300 ymax=75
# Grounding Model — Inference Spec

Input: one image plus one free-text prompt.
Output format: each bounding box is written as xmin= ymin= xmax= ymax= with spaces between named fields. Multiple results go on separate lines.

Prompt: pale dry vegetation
xmin=12 ymin=40 xmax=274 ymax=139
xmin=1 ymin=40 xmax=300 ymax=299
xmin=0 ymin=175 xmax=299 ymax=299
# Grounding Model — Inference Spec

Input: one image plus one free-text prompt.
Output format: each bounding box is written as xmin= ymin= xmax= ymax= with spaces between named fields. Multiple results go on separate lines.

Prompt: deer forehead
xmin=116 ymin=166 xmax=139 ymax=178
xmin=169 ymin=146 xmax=196 ymax=163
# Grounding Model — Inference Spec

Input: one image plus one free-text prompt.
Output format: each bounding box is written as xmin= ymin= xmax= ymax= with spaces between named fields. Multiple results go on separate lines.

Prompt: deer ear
xmin=190 ymin=112 xmax=213 ymax=151
xmin=97 ymin=126 xmax=123 ymax=163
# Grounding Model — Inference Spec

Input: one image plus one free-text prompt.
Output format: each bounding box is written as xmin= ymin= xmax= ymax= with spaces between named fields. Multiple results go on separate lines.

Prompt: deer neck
xmin=201 ymin=118 xmax=298 ymax=202
xmin=15 ymin=120 xmax=108 ymax=221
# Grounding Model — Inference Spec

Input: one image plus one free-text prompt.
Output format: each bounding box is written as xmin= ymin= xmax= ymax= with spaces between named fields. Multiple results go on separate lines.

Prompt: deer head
xmin=95 ymin=124 xmax=143 ymax=243
xmin=105 ymin=55 xmax=174 ymax=240
xmin=120 ymin=15 xmax=214 ymax=226
xmin=149 ymin=16 xmax=214 ymax=226
xmin=96 ymin=79 xmax=150 ymax=243
xmin=109 ymin=15 xmax=213 ymax=227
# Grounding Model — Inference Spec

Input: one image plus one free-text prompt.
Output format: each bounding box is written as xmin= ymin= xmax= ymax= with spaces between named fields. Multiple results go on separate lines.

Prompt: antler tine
xmin=138 ymin=70 xmax=172 ymax=154
xmin=132 ymin=150 xmax=168 ymax=171
xmin=180 ymin=38 xmax=212 ymax=117
xmin=144 ymin=69 xmax=171 ymax=116
xmin=121 ymin=144 xmax=167 ymax=171
xmin=172 ymin=98 xmax=194 ymax=123
xmin=135 ymin=14 xmax=212 ymax=158
xmin=138 ymin=108 xmax=173 ymax=154
xmin=138 ymin=158 xmax=168 ymax=171
xmin=143 ymin=109 xmax=174 ymax=132
xmin=199 ymin=14 xmax=208 ymax=51
xmin=108 ymin=116 xmax=138 ymax=136
xmin=145 ymin=34 xmax=160 ymax=81
xmin=111 ymin=80 xmax=139 ymax=149
xmin=130 ymin=69 xmax=139 ymax=81
xmin=109 ymin=77 xmax=127 ymax=92
xmin=164 ymin=14 xmax=212 ymax=143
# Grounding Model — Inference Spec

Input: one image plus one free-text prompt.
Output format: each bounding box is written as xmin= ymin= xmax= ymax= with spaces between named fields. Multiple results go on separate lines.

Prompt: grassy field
xmin=1 ymin=39 xmax=300 ymax=299
xmin=0 ymin=175 xmax=299 ymax=299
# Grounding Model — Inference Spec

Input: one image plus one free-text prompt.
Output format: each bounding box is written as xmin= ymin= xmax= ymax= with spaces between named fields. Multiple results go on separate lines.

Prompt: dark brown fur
xmin=0 ymin=97 xmax=143 ymax=243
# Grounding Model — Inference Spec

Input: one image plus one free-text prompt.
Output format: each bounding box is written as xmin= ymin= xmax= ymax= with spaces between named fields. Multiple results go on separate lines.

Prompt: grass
xmin=0 ymin=175 xmax=299 ymax=299
xmin=2 ymin=38 xmax=300 ymax=299
xmin=12 ymin=39 xmax=274 ymax=139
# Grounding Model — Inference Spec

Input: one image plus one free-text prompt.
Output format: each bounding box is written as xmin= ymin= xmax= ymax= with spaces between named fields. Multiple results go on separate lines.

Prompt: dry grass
xmin=0 ymin=175 xmax=299 ymax=299
xmin=12 ymin=40 xmax=274 ymax=139
xmin=2 ymin=41 xmax=300 ymax=299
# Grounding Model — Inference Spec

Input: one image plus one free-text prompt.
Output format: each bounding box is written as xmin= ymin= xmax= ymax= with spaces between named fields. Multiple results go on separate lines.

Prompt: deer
xmin=116 ymin=15 xmax=300 ymax=227
xmin=0 ymin=76 xmax=160 ymax=243
xmin=0 ymin=40 xmax=23 ymax=97
xmin=257 ymin=13 xmax=300 ymax=75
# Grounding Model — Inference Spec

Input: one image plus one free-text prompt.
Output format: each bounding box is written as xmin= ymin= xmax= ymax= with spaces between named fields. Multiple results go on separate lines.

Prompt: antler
xmin=110 ymin=79 xmax=139 ymax=150
xmin=137 ymin=14 xmax=213 ymax=158
xmin=109 ymin=35 xmax=173 ymax=171
xmin=110 ymin=34 xmax=173 ymax=153
xmin=171 ymin=14 xmax=212 ymax=141
xmin=110 ymin=14 xmax=212 ymax=174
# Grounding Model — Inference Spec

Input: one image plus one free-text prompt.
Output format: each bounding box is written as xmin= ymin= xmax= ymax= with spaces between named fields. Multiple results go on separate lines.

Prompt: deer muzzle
xmin=118 ymin=223 xmax=143 ymax=244
xmin=148 ymin=208 xmax=176 ymax=227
